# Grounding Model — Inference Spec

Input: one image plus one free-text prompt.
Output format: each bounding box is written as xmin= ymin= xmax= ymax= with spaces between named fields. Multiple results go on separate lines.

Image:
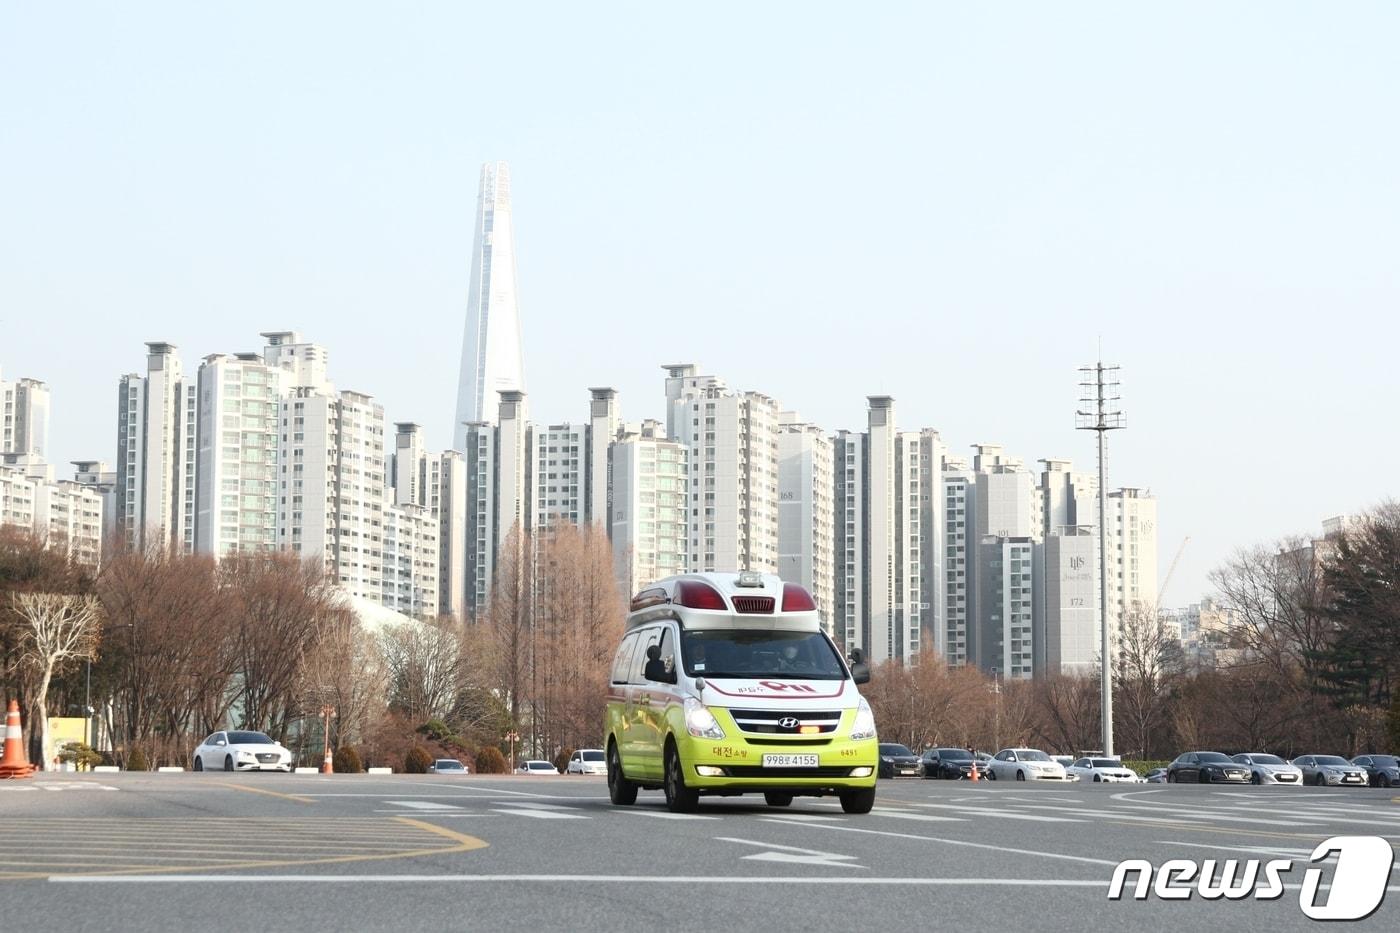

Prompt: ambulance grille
xmin=732 ymin=596 xmax=775 ymax=614
xmin=728 ymin=709 xmax=841 ymax=734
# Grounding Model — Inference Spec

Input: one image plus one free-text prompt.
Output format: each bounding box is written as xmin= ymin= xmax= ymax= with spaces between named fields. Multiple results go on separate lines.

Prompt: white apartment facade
xmin=663 ymin=365 xmax=779 ymax=574
xmin=1 ymin=368 xmax=50 ymax=459
xmin=116 ymin=342 xmax=196 ymax=551
xmin=777 ymin=415 xmax=835 ymax=633
xmin=941 ymin=456 xmax=976 ymax=667
xmin=611 ymin=420 xmax=688 ymax=595
xmin=194 ymin=353 xmax=284 ymax=555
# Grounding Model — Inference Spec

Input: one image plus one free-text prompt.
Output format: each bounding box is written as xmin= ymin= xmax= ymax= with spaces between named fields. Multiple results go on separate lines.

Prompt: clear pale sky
xmin=3 ymin=3 xmax=1397 ymax=606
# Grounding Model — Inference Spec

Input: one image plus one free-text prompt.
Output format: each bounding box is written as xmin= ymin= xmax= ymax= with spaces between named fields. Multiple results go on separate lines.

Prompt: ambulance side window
xmin=629 ymin=629 xmax=662 ymax=685
xmin=610 ymin=633 xmax=638 ymax=685
xmin=657 ymin=627 xmax=675 ymax=674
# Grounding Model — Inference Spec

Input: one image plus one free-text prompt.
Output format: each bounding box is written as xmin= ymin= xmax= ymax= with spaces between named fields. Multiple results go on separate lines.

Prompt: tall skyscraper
xmin=454 ymin=161 xmax=526 ymax=445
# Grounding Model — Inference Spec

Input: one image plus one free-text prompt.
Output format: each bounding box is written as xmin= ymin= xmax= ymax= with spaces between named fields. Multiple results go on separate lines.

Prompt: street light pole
xmin=506 ymin=730 xmax=520 ymax=773
xmin=1077 ymin=359 xmax=1125 ymax=758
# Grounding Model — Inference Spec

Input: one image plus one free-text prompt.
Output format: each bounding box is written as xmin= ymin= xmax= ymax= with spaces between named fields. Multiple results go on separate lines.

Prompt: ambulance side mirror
xmin=850 ymin=661 xmax=871 ymax=686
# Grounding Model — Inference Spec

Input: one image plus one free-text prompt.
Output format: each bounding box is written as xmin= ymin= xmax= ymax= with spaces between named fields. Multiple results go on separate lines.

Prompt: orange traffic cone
xmin=321 ymin=748 xmax=334 ymax=774
xmin=969 ymin=759 xmax=979 ymax=783
xmin=0 ymin=700 xmax=37 ymax=779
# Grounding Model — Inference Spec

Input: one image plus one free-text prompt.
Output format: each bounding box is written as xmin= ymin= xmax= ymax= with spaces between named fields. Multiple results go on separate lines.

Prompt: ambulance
xmin=603 ymin=571 xmax=878 ymax=814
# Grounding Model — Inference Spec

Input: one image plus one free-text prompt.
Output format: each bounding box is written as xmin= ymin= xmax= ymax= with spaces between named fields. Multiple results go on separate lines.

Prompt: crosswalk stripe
xmin=388 ymin=801 xmax=462 ymax=811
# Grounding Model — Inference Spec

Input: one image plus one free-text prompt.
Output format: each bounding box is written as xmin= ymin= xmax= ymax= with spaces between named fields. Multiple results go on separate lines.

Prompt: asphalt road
xmin=2 ymin=772 xmax=1397 ymax=931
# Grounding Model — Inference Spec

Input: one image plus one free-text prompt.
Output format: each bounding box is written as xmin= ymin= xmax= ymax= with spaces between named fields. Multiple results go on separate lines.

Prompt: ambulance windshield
xmin=681 ymin=629 xmax=847 ymax=680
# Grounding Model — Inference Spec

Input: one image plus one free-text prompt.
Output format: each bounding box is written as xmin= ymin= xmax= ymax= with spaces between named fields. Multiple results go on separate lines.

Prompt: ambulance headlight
xmin=850 ymin=697 xmax=877 ymax=741
xmin=684 ymin=697 xmax=725 ymax=739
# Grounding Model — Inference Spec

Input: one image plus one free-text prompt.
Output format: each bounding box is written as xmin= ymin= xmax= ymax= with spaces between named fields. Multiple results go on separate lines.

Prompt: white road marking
xmin=616 ymin=810 xmax=719 ymax=821
xmin=490 ymin=803 xmax=588 ymax=820
xmin=49 ymin=874 xmax=1400 ymax=892
xmin=388 ymin=801 xmax=462 ymax=811
xmin=872 ymin=808 xmax=964 ymax=823
xmin=766 ymin=813 xmax=847 ymax=822
xmin=51 ymin=874 xmax=1106 ymax=886
xmin=1160 ymin=840 xmax=1400 ymax=870
xmin=1105 ymin=803 xmax=1320 ymax=827
xmin=1168 ymin=802 xmax=1400 ymax=828
xmin=915 ymin=804 xmax=1085 ymax=823
xmin=35 ymin=782 xmax=118 ymax=792
xmin=716 ymin=836 xmax=865 ymax=869
xmin=764 ymin=818 xmax=1121 ymax=866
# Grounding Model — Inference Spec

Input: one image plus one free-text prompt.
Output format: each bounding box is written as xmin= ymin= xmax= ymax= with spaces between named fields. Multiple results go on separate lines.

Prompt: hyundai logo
xmin=778 ymin=717 xmax=800 ymax=729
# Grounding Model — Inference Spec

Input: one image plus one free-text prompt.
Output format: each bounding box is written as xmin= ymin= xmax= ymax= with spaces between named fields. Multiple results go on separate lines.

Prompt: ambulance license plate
xmin=762 ymin=754 xmax=818 ymax=768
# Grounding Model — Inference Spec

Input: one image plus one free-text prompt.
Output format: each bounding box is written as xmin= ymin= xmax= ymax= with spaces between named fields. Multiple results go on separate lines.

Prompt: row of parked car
xmin=877 ymin=743 xmax=1400 ymax=787
xmin=1144 ymin=752 xmax=1398 ymax=786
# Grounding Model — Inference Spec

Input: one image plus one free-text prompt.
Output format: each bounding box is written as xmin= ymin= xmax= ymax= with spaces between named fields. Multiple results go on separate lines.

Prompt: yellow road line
xmin=0 ymin=821 xmax=489 ymax=881
xmin=390 ymin=817 xmax=490 ymax=851
xmin=214 ymin=781 xmax=314 ymax=804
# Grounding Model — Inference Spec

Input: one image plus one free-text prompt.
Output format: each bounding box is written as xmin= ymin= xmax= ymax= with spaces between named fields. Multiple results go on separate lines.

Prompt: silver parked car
xmin=1231 ymin=752 xmax=1302 ymax=786
xmin=1292 ymin=755 xmax=1367 ymax=787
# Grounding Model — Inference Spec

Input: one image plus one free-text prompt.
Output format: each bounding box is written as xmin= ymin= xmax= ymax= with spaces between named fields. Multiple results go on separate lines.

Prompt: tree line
xmin=0 ymin=521 xmax=624 ymax=770
xmin=865 ymin=502 xmax=1400 ymax=759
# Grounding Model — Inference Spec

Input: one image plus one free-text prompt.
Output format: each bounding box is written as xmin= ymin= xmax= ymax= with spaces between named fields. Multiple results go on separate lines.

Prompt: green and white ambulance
xmin=603 ymin=571 xmax=878 ymax=814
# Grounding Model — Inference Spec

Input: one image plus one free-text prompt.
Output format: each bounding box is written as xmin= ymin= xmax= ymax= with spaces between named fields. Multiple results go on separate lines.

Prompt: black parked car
xmin=878 ymin=743 xmax=921 ymax=779
xmin=1352 ymin=755 xmax=1400 ymax=788
xmin=921 ymin=747 xmax=975 ymax=779
xmin=1165 ymin=751 xmax=1251 ymax=784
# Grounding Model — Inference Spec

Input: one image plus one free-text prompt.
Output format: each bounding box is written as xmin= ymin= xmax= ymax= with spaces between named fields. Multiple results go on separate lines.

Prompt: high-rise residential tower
xmin=454 ymin=161 xmax=526 ymax=444
xmin=777 ymin=414 xmax=835 ymax=634
xmin=1 ymin=367 xmax=50 ymax=459
xmin=115 ymin=342 xmax=196 ymax=551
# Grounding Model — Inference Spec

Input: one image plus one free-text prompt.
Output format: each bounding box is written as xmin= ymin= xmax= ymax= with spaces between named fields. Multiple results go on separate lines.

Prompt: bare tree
xmin=380 ymin=617 xmax=464 ymax=723
xmin=1114 ymin=601 xmax=1182 ymax=758
xmin=1211 ymin=539 xmax=1333 ymax=685
xmin=8 ymin=593 xmax=101 ymax=770
xmin=301 ymin=609 xmax=388 ymax=749
xmin=221 ymin=554 xmax=341 ymax=739
xmin=96 ymin=547 xmax=233 ymax=766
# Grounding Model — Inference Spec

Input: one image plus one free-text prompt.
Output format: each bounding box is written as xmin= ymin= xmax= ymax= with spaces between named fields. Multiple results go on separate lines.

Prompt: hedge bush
xmin=126 ymin=748 xmax=149 ymax=772
xmin=333 ymin=746 xmax=363 ymax=773
xmin=404 ymin=746 xmax=433 ymax=774
xmin=1121 ymin=759 xmax=1170 ymax=776
xmin=552 ymin=748 xmax=574 ymax=774
xmin=475 ymin=746 xmax=508 ymax=774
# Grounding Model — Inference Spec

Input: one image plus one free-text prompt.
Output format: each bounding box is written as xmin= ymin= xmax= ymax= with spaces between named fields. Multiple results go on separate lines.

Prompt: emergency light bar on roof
xmin=627 ymin=572 xmax=821 ymax=633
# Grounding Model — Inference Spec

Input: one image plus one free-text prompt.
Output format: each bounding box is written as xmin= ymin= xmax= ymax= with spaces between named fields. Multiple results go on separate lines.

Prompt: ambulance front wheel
xmin=607 ymin=740 xmax=637 ymax=806
xmin=839 ymin=787 xmax=876 ymax=814
xmin=663 ymin=741 xmax=700 ymax=813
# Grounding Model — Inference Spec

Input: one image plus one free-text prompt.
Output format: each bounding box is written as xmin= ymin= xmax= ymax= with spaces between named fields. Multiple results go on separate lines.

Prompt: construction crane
xmin=1158 ymin=536 xmax=1190 ymax=606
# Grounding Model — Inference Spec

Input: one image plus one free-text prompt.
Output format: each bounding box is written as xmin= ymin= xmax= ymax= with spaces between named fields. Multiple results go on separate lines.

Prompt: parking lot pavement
xmin=2 ymin=773 xmax=1396 ymax=930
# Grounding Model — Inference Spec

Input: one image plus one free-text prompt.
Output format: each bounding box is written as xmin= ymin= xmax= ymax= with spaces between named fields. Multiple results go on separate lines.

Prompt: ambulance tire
xmin=663 ymin=741 xmax=700 ymax=813
xmin=839 ymin=787 xmax=876 ymax=814
xmin=607 ymin=740 xmax=637 ymax=806
xmin=763 ymin=792 xmax=794 ymax=807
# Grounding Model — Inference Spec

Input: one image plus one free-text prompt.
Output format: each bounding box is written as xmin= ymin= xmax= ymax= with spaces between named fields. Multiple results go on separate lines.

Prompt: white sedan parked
xmin=566 ymin=749 xmax=607 ymax=775
xmin=514 ymin=759 xmax=560 ymax=775
xmin=193 ymin=731 xmax=293 ymax=772
xmin=986 ymin=748 xmax=1069 ymax=781
xmin=1231 ymin=752 xmax=1303 ymax=785
xmin=1067 ymin=757 xmax=1142 ymax=783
